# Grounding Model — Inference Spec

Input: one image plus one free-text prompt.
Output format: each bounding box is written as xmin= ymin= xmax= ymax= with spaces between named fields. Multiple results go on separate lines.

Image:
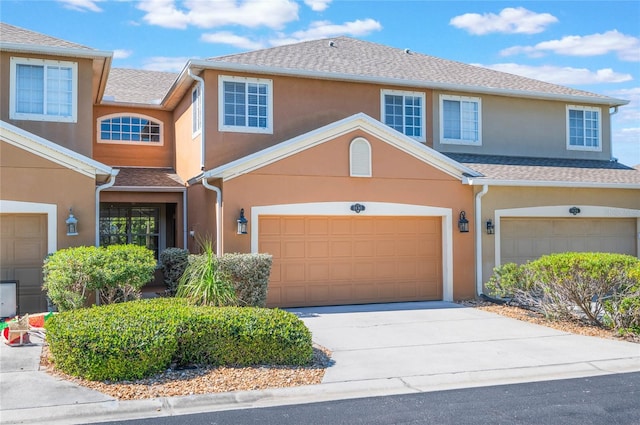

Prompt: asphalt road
xmin=94 ymin=372 xmax=640 ymax=425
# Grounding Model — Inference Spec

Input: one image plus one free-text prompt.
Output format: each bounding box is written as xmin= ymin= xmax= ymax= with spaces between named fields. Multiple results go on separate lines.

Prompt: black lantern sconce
xmin=237 ymin=208 xmax=248 ymax=234
xmin=458 ymin=211 xmax=469 ymax=233
xmin=66 ymin=208 xmax=78 ymax=236
xmin=486 ymin=219 xmax=495 ymax=235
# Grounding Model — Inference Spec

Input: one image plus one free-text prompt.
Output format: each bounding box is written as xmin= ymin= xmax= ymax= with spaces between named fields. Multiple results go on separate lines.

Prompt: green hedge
xmin=219 ymin=253 xmax=273 ymax=307
xmin=46 ymin=298 xmax=313 ymax=381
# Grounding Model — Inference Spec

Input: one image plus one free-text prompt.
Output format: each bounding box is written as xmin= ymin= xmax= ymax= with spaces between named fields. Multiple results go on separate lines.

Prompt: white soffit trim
xmin=463 ymin=177 xmax=640 ymax=190
xmin=0 ymin=120 xmax=112 ymax=178
xmin=0 ymin=42 xmax=112 ymax=60
xmin=202 ymin=113 xmax=480 ymax=182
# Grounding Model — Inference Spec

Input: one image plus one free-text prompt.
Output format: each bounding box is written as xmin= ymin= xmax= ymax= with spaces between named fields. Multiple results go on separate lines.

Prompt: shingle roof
xmin=111 ymin=167 xmax=184 ymax=189
xmin=104 ymin=68 xmax=178 ymax=104
xmin=0 ymin=22 xmax=94 ymax=50
xmin=445 ymin=153 xmax=640 ymax=186
xmin=207 ymin=37 xmax=623 ymax=105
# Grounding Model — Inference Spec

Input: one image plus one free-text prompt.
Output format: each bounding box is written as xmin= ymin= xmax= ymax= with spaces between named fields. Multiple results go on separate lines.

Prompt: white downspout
xmin=94 ymin=169 xmax=119 ymax=305
xmin=188 ymin=68 xmax=205 ymax=171
xmin=201 ymin=178 xmax=222 ymax=257
xmin=475 ymin=184 xmax=489 ymax=297
xmin=95 ymin=169 xmax=119 ymax=247
xmin=182 ymin=190 xmax=188 ymax=249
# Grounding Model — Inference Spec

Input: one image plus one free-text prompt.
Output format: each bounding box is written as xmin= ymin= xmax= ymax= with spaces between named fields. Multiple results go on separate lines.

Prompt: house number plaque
xmin=350 ymin=203 xmax=366 ymax=214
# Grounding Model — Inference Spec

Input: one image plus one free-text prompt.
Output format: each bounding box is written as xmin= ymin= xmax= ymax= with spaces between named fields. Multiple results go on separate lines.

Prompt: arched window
xmin=350 ymin=137 xmax=371 ymax=177
xmin=98 ymin=114 xmax=163 ymax=145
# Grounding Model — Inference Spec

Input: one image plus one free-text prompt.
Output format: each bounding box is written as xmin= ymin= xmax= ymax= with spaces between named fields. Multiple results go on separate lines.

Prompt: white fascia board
xmin=187 ymin=60 xmax=629 ymax=108
xmin=463 ymin=176 xmax=640 ymax=190
xmin=202 ymin=113 xmax=479 ymax=182
xmin=103 ymin=186 xmax=186 ymax=192
xmin=0 ymin=42 xmax=112 ymax=60
xmin=0 ymin=120 xmax=112 ymax=178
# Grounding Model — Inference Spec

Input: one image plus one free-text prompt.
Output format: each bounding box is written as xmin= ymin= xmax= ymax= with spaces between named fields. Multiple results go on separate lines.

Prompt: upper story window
xmin=350 ymin=137 xmax=372 ymax=177
xmin=567 ymin=105 xmax=601 ymax=151
xmin=219 ymin=75 xmax=273 ymax=134
xmin=381 ymin=89 xmax=425 ymax=142
xmin=440 ymin=94 xmax=481 ymax=145
xmin=9 ymin=57 xmax=78 ymax=123
xmin=98 ymin=114 xmax=163 ymax=145
xmin=192 ymin=84 xmax=202 ymax=136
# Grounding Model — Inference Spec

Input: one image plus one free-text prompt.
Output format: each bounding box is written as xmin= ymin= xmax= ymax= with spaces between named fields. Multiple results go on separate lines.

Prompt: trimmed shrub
xmin=219 ymin=253 xmax=273 ymax=307
xmin=158 ymin=248 xmax=190 ymax=296
xmin=45 ymin=298 xmax=190 ymax=380
xmin=485 ymin=262 xmax=529 ymax=300
xmin=45 ymin=298 xmax=314 ymax=381
xmin=603 ymin=265 xmax=640 ymax=335
xmin=43 ymin=245 xmax=155 ymax=311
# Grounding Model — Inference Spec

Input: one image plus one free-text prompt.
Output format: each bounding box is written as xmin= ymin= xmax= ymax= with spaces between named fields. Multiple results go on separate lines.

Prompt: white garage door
xmin=259 ymin=215 xmax=442 ymax=307
xmin=501 ymin=217 xmax=637 ymax=265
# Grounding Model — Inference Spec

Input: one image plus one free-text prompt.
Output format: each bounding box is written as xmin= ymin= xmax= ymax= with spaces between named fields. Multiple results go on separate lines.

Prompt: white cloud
xmin=137 ymin=0 xmax=299 ymax=30
xmin=450 ymin=7 xmax=557 ymax=35
xmin=272 ymin=18 xmax=381 ymax=44
xmin=607 ymin=88 xmax=640 ymax=124
xmin=476 ymin=63 xmax=633 ymax=85
xmin=57 ymin=0 xmax=103 ymax=12
xmin=113 ymin=49 xmax=133 ymax=59
xmin=501 ymin=30 xmax=640 ymax=62
xmin=304 ymin=0 xmax=331 ymax=12
xmin=142 ymin=56 xmax=192 ymax=72
xmin=201 ymin=31 xmax=265 ymax=50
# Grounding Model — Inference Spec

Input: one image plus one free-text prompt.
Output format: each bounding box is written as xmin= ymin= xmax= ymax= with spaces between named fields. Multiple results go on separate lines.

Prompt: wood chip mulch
xmin=39 ymin=301 xmax=637 ymax=401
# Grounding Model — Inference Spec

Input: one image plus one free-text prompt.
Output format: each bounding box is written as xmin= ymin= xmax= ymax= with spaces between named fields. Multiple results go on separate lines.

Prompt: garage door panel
xmin=502 ymin=218 xmax=637 ymax=265
xmin=260 ymin=215 xmax=442 ymax=307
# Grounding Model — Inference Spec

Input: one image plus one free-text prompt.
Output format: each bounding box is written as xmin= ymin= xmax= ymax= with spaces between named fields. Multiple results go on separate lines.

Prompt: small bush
xmin=46 ymin=298 xmax=314 ymax=381
xmin=603 ymin=265 xmax=640 ymax=335
xmin=43 ymin=245 xmax=155 ymax=311
xmin=158 ymin=248 xmax=190 ymax=296
xmin=219 ymin=253 xmax=273 ymax=307
xmin=485 ymin=262 xmax=529 ymax=299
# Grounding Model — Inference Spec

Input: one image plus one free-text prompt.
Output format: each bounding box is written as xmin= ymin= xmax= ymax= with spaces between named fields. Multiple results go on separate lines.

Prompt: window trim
xmin=380 ymin=89 xmax=426 ymax=142
xmin=218 ymin=75 xmax=273 ymax=134
xmin=566 ymin=105 xmax=602 ymax=152
xmin=9 ymin=57 xmax=78 ymax=123
xmin=97 ymin=113 xmax=164 ymax=146
xmin=192 ymin=83 xmax=202 ymax=137
xmin=350 ymin=137 xmax=372 ymax=177
xmin=439 ymin=94 xmax=482 ymax=146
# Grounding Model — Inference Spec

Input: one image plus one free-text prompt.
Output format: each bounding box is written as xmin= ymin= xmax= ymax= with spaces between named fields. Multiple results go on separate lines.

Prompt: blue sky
xmin=3 ymin=0 xmax=639 ymax=165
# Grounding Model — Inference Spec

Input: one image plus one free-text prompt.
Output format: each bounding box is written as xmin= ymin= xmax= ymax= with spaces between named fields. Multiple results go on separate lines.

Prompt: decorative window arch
xmin=98 ymin=113 xmax=163 ymax=145
xmin=350 ymin=137 xmax=372 ymax=177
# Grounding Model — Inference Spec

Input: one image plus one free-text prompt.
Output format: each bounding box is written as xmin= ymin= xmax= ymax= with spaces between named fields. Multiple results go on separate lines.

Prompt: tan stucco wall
xmin=173 ymin=82 xmax=203 ymax=183
xmin=478 ymin=185 xmax=640 ymax=284
xmin=0 ymin=52 xmax=95 ymax=158
xmin=93 ymin=105 xmax=175 ymax=167
xmin=202 ymin=131 xmax=476 ymax=300
xmin=0 ymin=141 xmax=97 ymax=248
xmin=433 ymin=92 xmax=612 ymax=161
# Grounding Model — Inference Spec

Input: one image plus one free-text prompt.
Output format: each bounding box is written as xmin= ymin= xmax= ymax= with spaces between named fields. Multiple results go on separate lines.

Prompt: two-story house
xmin=1 ymin=24 xmax=639 ymax=313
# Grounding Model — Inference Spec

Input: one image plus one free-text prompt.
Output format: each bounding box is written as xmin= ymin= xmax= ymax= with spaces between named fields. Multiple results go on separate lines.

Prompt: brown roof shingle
xmin=0 ymin=22 xmax=94 ymax=50
xmin=208 ymin=37 xmax=624 ymax=105
xmin=446 ymin=153 xmax=640 ymax=186
xmin=104 ymin=68 xmax=178 ymax=105
xmin=112 ymin=167 xmax=184 ymax=189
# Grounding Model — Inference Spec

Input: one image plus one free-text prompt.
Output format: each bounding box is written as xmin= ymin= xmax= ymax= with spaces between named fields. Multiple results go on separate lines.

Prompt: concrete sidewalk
xmin=1 ymin=302 xmax=639 ymax=424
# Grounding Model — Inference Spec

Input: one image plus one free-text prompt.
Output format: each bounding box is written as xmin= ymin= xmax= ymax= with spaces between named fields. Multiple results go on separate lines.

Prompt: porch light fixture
xmin=458 ymin=211 xmax=469 ymax=233
xmin=486 ymin=219 xmax=495 ymax=235
xmin=65 ymin=209 xmax=78 ymax=236
xmin=237 ymin=208 xmax=248 ymax=234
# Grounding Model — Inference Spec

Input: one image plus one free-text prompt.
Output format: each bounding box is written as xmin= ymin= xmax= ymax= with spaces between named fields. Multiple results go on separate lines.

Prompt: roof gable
xmin=0 ymin=120 xmax=113 ymax=179
xmin=201 ymin=113 xmax=479 ymax=182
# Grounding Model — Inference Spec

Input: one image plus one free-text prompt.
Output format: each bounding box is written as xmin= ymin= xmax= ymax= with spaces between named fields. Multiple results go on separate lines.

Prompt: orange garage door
xmin=259 ymin=215 xmax=442 ymax=307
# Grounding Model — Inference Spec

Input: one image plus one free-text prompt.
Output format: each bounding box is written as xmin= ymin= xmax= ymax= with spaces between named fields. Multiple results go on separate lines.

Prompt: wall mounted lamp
xmin=237 ymin=208 xmax=248 ymax=234
xmin=486 ymin=219 xmax=495 ymax=235
xmin=66 ymin=208 xmax=78 ymax=236
xmin=458 ymin=211 xmax=469 ymax=233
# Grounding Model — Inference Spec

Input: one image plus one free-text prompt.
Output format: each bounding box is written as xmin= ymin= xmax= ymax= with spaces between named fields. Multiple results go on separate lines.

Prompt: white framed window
xmin=567 ymin=105 xmax=601 ymax=151
xmin=440 ymin=94 xmax=481 ymax=145
xmin=192 ymin=84 xmax=202 ymax=136
xmin=219 ymin=75 xmax=273 ymax=134
xmin=97 ymin=113 xmax=163 ymax=145
xmin=381 ymin=89 xmax=425 ymax=142
xmin=9 ymin=57 xmax=78 ymax=123
xmin=350 ymin=137 xmax=372 ymax=177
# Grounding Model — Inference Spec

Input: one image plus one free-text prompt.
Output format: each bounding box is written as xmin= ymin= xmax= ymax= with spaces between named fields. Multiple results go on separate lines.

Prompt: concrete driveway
xmin=289 ymin=302 xmax=640 ymax=392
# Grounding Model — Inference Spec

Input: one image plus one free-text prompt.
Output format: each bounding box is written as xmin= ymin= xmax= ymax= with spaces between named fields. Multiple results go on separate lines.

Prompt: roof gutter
xmin=463 ymin=176 xmax=640 ymax=190
xmin=0 ymin=42 xmax=112 ymax=60
xmin=184 ymin=59 xmax=629 ymax=108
